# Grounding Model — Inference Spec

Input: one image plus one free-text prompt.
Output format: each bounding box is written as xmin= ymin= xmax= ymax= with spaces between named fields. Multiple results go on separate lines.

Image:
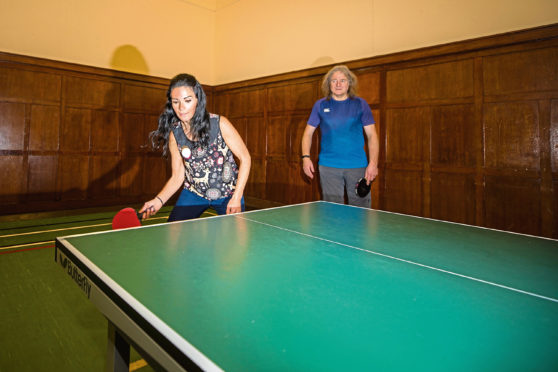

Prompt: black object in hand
xmin=355 ymin=178 xmax=371 ymax=197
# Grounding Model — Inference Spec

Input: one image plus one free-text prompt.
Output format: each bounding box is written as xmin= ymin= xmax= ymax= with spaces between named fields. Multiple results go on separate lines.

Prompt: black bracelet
xmin=301 ymin=155 xmax=310 ymax=159
xmin=156 ymin=196 xmax=164 ymax=205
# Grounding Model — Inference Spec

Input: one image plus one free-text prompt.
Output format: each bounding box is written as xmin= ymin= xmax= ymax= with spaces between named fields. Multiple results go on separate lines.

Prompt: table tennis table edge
xmin=54 ymin=237 xmax=224 ymax=372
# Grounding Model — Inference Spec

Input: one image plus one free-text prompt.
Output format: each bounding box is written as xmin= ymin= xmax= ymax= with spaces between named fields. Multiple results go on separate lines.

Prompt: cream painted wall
xmin=372 ymin=0 xmax=558 ymax=56
xmin=0 ymin=0 xmax=557 ymax=85
xmin=214 ymin=0 xmax=374 ymax=84
xmin=0 ymin=0 xmax=215 ymax=83
xmin=215 ymin=0 xmax=558 ymax=84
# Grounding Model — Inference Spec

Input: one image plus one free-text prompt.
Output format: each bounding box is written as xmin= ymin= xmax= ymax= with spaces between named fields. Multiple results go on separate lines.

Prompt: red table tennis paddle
xmin=112 ymin=208 xmax=143 ymax=230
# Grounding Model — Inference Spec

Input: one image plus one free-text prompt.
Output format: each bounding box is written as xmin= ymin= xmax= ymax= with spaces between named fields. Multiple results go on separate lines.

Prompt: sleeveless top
xmin=171 ymin=114 xmax=239 ymax=200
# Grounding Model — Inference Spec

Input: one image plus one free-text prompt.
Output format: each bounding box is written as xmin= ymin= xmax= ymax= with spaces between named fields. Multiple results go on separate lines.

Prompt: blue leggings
xmin=167 ymin=188 xmax=244 ymax=222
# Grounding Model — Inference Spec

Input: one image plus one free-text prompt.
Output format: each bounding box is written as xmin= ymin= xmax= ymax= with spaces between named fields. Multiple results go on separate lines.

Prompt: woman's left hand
xmin=226 ymin=197 xmax=242 ymax=214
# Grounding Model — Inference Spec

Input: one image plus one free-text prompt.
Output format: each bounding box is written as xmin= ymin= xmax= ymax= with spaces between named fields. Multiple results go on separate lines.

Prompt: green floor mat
xmin=0 ymin=246 xmax=155 ymax=371
xmin=0 ymin=206 xmax=220 ymax=371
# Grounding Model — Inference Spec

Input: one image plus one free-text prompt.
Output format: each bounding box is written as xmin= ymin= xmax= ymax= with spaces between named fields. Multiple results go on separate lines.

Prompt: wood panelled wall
xmin=213 ymin=24 xmax=558 ymax=238
xmin=1 ymin=24 xmax=557 ymax=239
xmin=0 ymin=53 xmax=182 ymax=213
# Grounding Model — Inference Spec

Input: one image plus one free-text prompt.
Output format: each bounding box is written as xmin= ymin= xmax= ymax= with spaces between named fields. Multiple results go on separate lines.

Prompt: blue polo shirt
xmin=307 ymin=96 xmax=375 ymax=168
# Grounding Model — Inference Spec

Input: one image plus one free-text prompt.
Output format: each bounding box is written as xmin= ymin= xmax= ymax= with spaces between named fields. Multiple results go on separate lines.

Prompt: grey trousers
xmin=319 ymin=165 xmax=371 ymax=208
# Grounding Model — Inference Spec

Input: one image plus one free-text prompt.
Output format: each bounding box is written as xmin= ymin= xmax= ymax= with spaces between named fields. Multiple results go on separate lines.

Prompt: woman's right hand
xmin=139 ymin=198 xmax=162 ymax=219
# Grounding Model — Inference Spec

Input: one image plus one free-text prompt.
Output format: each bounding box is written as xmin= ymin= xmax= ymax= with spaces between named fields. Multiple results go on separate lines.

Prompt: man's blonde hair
xmin=321 ymin=65 xmax=358 ymax=99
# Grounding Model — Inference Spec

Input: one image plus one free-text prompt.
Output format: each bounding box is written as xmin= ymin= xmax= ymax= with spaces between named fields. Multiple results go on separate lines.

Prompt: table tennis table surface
xmin=55 ymin=201 xmax=558 ymax=371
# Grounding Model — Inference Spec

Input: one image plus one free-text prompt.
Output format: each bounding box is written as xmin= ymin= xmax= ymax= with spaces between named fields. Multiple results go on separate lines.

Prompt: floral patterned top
xmin=171 ymin=114 xmax=239 ymax=200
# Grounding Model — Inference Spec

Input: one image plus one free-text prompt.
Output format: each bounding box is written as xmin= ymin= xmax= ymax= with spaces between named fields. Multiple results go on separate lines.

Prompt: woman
xmin=301 ymin=65 xmax=378 ymax=207
xmin=140 ymin=73 xmax=251 ymax=221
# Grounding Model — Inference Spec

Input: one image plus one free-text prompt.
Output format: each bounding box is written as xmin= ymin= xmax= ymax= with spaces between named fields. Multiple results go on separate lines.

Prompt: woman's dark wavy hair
xmin=150 ymin=73 xmax=210 ymax=157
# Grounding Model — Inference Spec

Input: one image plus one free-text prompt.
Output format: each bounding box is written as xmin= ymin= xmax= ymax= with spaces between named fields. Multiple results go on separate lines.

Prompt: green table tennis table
xmin=54 ymin=201 xmax=558 ymax=371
